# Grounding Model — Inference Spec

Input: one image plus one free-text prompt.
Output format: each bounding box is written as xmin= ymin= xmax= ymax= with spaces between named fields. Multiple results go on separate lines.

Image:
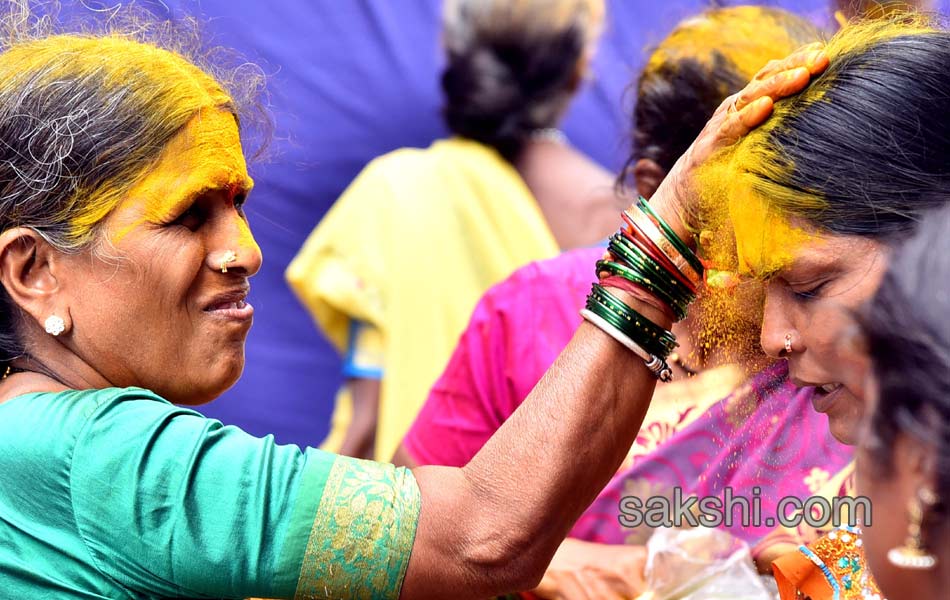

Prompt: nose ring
xmin=784 ymin=332 xmax=793 ymax=354
xmin=220 ymin=250 xmax=237 ymax=273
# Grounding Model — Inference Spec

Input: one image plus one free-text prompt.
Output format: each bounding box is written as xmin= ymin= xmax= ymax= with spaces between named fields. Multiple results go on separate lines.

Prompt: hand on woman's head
xmin=646 ymin=42 xmax=829 ymax=242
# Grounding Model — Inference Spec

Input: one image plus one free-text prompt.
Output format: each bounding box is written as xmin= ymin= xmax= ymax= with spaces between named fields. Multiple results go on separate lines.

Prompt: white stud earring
xmin=44 ymin=315 xmax=65 ymax=336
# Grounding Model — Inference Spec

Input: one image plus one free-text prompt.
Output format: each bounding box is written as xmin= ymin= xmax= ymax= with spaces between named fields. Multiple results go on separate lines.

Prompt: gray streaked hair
xmin=440 ymin=0 xmax=604 ymax=160
xmin=0 ymin=1 xmax=268 ymax=365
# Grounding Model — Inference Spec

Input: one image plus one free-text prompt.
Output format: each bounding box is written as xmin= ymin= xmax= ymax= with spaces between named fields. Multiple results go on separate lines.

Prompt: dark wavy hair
xmin=627 ymin=6 xmax=820 ymax=176
xmin=440 ymin=0 xmax=602 ymax=161
xmin=703 ymin=18 xmax=950 ymax=240
xmin=860 ymin=202 xmax=950 ymax=529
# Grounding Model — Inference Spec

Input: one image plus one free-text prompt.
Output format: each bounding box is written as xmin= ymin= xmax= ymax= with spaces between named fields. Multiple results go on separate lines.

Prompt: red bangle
xmin=619 ymin=222 xmax=698 ymax=293
xmin=620 ymin=213 xmax=695 ymax=288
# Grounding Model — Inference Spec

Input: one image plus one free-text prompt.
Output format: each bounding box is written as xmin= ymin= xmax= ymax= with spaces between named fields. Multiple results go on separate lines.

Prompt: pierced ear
xmin=893 ymin=430 xmax=940 ymax=498
xmin=0 ymin=227 xmax=69 ymax=335
xmin=633 ymin=159 xmax=667 ymax=200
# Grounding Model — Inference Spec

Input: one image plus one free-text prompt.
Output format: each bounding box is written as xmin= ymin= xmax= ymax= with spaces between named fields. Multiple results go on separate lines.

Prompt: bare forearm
xmin=403 ymin=317 xmax=663 ymax=598
xmin=399 ymin=45 xmax=830 ymax=599
xmin=465 ymin=323 xmax=658 ymax=570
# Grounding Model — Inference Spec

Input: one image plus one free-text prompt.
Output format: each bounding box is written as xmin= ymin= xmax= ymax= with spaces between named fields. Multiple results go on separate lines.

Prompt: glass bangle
xmin=597 ymin=260 xmax=689 ymax=321
xmin=612 ymin=229 xmax=698 ymax=294
xmin=580 ymin=309 xmax=673 ymax=382
xmin=587 ymin=284 xmax=677 ymax=357
xmin=623 ymin=206 xmax=702 ymax=288
xmin=591 ymin=291 xmax=677 ymax=355
xmin=585 ymin=293 xmax=675 ymax=360
xmin=607 ymin=235 xmax=696 ymax=304
xmin=602 ymin=243 xmax=695 ymax=307
xmin=636 ymin=197 xmax=704 ymax=276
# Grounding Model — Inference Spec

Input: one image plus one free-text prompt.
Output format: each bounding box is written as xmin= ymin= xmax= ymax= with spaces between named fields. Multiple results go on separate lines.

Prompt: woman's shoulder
xmin=0 ymin=387 xmax=189 ymax=524
xmin=1 ymin=385 xmax=175 ymax=413
xmin=0 ymin=387 xmax=190 ymax=448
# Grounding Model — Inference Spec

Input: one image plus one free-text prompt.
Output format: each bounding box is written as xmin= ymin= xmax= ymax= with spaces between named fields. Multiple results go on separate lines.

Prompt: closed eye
xmin=167 ymin=202 xmax=207 ymax=231
xmin=234 ymin=192 xmax=247 ymax=216
xmin=792 ymin=280 xmax=828 ymax=301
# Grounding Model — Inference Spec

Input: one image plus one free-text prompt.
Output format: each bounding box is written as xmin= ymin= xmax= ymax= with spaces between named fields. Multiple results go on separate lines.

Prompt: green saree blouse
xmin=0 ymin=387 xmax=420 ymax=599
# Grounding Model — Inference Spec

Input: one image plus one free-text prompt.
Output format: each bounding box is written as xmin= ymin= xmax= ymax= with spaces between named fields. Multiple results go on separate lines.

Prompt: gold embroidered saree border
xmin=294 ymin=455 xmax=421 ymax=600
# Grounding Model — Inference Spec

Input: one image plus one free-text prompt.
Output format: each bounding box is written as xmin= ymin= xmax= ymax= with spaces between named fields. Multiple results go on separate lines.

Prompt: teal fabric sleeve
xmin=68 ymin=387 xmax=329 ymax=599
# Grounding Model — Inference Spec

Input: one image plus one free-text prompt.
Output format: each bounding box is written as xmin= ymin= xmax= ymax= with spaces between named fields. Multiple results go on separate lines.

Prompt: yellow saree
xmin=287 ymin=137 xmax=559 ymax=461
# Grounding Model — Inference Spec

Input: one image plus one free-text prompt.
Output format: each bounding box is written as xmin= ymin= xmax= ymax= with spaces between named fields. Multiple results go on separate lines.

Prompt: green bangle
xmin=580 ymin=308 xmax=673 ymax=382
xmin=607 ymin=235 xmax=696 ymax=305
xmin=636 ymin=197 xmax=704 ymax=276
xmin=585 ymin=292 xmax=676 ymax=360
xmin=596 ymin=260 xmax=689 ymax=321
xmin=592 ymin=289 xmax=677 ymax=355
xmin=587 ymin=284 xmax=677 ymax=357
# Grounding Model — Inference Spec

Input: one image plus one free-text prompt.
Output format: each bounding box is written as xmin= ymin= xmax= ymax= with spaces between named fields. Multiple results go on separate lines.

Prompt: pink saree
xmin=403 ymin=247 xmax=853 ymax=552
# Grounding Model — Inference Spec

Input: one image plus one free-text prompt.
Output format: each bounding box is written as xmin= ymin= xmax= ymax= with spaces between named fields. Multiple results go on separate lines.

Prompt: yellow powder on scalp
xmin=691 ymin=16 xmax=940 ymax=363
xmin=644 ymin=6 xmax=822 ymax=81
xmin=0 ymin=33 xmax=233 ymax=245
xmin=635 ymin=6 xmax=823 ymax=368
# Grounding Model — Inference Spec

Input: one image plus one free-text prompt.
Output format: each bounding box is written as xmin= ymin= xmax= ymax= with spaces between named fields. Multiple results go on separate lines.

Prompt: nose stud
xmin=784 ymin=332 xmax=793 ymax=354
xmin=220 ymin=250 xmax=237 ymax=273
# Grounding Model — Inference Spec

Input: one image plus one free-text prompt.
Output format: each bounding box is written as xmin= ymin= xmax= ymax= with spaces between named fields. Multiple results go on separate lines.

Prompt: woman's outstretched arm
xmin=405 ymin=322 xmax=662 ymax=598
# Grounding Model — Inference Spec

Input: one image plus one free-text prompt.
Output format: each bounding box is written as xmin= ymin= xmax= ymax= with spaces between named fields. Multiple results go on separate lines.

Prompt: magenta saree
xmin=403 ymin=247 xmax=853 ymax=553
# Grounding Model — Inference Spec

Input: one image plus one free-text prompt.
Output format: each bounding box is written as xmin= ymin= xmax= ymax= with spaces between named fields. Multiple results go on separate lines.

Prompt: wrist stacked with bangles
xmin=582 ymin=197 xmax=703 ymax=382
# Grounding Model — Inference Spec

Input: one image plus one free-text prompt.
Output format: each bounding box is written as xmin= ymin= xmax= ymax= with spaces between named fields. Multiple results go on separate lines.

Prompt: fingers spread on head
xmin=753 ymin=58 xmax=785 ymax=82
xmin=719 ymin=97 xmax=773 ymax=144
xmin=754 ymin=42 xmax=827 ymax=82
xmin=736 ymin=67 xmax=810 ymax=111
xmin=805 ymin=49 xmax=830 ymax=75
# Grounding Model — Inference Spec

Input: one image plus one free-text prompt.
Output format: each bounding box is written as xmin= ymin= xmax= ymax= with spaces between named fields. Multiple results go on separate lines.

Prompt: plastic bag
xmin=635 ymin=527 xmax=775 ymax=600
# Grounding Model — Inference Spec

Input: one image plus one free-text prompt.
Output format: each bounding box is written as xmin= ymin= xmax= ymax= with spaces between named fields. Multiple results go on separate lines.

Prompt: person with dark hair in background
xmin=396 ymin=8 xmax=847 ymax=598
xmin=286 ymin=0 xmax=622 ymax=462
xmin=841 ymin=202 xmax=950 ymax=600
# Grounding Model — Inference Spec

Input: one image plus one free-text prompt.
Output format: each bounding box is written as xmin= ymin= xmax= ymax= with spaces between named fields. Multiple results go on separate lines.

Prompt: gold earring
xmin=888 ymin=487 xmax=938 ymax=569
xmin=220 ymin=250 xmax=237 ymax=273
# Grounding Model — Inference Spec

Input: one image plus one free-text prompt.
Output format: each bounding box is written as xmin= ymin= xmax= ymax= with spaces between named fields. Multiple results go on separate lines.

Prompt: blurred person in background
xmin=845 ymin=203 xmax=950 ymax=600
xmin=287 ymin=0 xmax=623 ymax=462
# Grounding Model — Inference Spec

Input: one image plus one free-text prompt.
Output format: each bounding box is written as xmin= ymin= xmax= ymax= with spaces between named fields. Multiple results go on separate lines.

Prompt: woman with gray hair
xmin=0 ymin=2 xmax=819 ymax=598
